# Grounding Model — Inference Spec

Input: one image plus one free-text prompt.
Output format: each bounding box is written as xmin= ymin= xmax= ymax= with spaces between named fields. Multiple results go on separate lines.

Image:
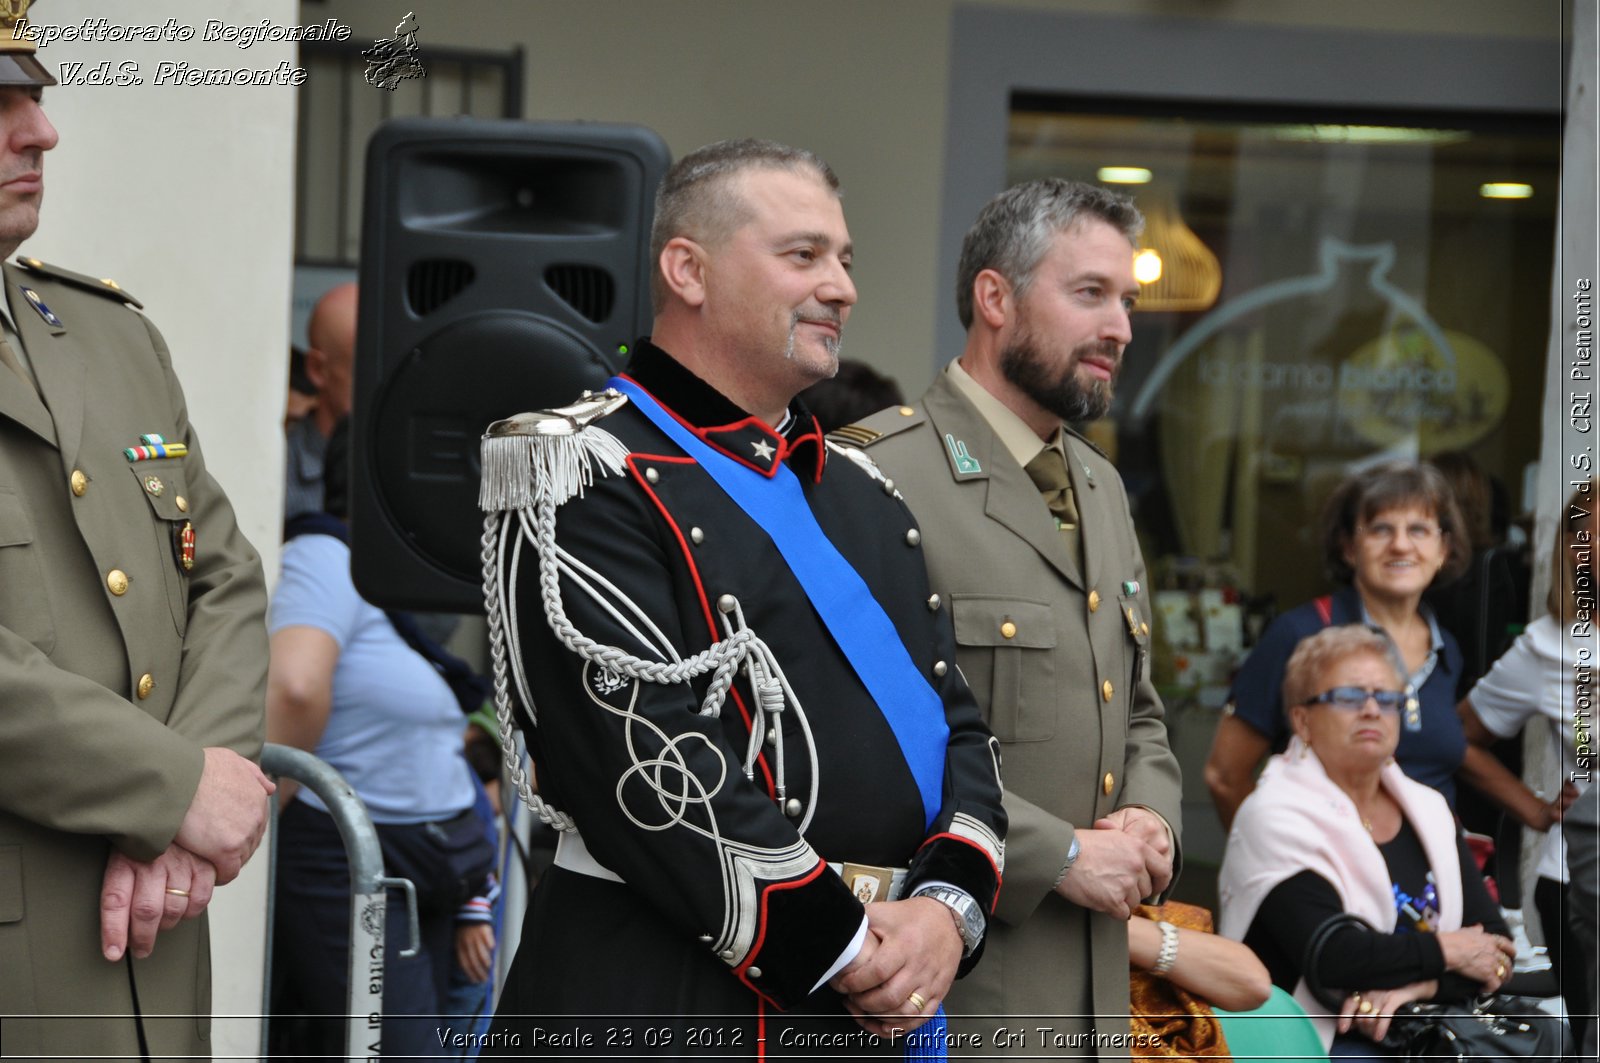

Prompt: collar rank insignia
xmin=750 ymin=438 xmax=776 ymax=462
xmin=944 ymin=433 xmax=981 ymax=474
xmin=19 ymin=286 xmax=61 ymax=328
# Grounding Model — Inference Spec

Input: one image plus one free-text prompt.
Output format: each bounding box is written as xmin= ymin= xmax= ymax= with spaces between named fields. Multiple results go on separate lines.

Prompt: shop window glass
xmin=1007 ymin=98 xmax=1559 ymax=696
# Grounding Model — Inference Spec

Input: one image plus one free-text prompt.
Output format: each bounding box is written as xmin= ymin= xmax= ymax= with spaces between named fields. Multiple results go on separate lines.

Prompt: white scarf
xmin=1217 ymin=737 xmax=1463 ymax=1047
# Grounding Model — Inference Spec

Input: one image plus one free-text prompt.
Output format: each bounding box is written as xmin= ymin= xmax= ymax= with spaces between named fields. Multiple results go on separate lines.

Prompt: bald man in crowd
xmin=285 ymin=282 xmax=356 ymax=518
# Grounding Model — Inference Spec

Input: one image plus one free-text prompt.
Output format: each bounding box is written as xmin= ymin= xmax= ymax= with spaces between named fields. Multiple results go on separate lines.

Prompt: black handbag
xmin=1302 ymin=912 xmax=1570 ymax=1061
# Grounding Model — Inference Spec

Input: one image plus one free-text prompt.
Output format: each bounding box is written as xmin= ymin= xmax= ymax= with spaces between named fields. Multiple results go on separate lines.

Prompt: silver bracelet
xmin=1152 ymin=920 xmax=1179 ymax=976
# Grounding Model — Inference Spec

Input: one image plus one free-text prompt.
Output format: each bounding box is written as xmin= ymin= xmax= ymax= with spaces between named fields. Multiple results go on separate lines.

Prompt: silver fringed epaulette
xmin=479 ymin=389 xmax=632 ymax=511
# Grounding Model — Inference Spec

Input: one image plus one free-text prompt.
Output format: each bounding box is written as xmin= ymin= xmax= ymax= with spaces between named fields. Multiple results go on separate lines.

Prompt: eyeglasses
xmin=1303 ymin=686 xmax=1405 ymax=713
xmin=1357 ymin=520 xmax=1442 ymax=545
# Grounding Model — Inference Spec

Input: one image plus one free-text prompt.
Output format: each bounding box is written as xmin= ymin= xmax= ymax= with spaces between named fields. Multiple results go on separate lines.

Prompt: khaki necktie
xmin=0 ymin=332 xmax=36 ymax=394
xmin=1023 ymin=445 xmax=1082 ymax=574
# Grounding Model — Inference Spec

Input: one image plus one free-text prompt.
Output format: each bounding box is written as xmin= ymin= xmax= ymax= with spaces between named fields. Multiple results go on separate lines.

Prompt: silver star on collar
xmin=751 ymin=439 xmax=776 ymax=461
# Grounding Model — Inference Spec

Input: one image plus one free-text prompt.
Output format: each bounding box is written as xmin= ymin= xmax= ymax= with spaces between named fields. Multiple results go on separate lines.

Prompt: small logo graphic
xmin=851 ymin=874 xmax=881 ymax=904
xmin=359 ymin=899 xmax=385 ymax=939
xmin=363 ymin=12 xmax=424 ymax=91
xmin=590 ymin=665 xmax=627 ymax=697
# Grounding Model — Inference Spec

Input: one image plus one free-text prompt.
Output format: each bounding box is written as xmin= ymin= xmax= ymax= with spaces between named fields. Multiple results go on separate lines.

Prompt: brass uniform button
xmin=1103 ymin=772 xmax=1115 ymax=795
xmin=106 ymin=569 xmax=129 ymax=596
xmin=175 ymin=496 xmax=189 ymax=513
xmin=1102 ymin=679 xmax=1114 ymax=702
xmin=1088 ymin=589 xmax=1100 ymax=612
xmin=1000 ymin=621 xmax=1017 ymax=639
xmin=136 ymin=673 xmax=155 ymax=699
xmin=69 ymin=469 xmax=88 ymax=496
xmin=898 ymin=406 xmax=915 ymax=417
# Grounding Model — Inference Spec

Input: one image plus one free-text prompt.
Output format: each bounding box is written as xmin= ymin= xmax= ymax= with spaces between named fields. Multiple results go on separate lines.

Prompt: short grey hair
xmin=649 ymin=138 xmax=840 ymax=313
xmin=955 ymin=179 xmax=1143 ymax=330
xmin=1280 ymin=625 xmax=1405 ymax=721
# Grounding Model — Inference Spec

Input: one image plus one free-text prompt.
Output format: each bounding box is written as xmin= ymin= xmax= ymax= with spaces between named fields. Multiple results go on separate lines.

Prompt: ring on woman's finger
xmin=1358 ymin=999 xmax=1374 ymax=1014
xmin=164 ymin=888 xmax=190 ymax=897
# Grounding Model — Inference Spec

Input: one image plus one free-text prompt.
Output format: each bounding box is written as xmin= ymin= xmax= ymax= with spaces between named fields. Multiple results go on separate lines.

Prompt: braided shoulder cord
xmin=482 ymin=499 xmax=794 ymax=830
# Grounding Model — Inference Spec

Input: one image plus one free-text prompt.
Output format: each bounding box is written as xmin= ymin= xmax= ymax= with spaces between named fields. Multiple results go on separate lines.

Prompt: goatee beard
xmin=784 ymin=311 xmax=843 ymax=361
xmin=999 ymin=336 xmax=1118 ymax=422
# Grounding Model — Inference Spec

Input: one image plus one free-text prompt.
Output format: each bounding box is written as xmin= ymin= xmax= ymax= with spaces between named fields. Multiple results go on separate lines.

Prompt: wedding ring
xmin=1496 ymin=963 xmax=1506 ymax=979
xmin=165 ymin=888 xmax=190 ymax=897
xmin=1358 ymin=999 xmax=1374 ymax=1014
xmin=906 ymin=991 xmax=928 ymax=1012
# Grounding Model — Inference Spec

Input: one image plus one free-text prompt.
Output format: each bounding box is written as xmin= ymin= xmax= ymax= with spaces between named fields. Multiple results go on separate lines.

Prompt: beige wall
xmin=320 ymin=0 xmax=1560 ymax=395
xmin=35 ymin=1 xmax=297 ymax=1055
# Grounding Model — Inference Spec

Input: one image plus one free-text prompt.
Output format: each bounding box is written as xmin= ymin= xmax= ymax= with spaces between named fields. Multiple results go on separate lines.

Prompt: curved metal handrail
xmin=260 ymin=743 xmax=420 ymax=1062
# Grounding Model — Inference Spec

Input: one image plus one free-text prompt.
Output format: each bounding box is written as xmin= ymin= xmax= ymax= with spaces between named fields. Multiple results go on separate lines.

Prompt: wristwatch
xmin=914 ymin=885 xmax=986 ymax=957
xmin=1062 ymin=834 xmax=1081 ymax=874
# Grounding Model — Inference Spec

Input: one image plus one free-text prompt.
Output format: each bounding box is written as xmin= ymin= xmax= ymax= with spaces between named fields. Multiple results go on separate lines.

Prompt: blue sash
xmin=608 ymin=376 xmax=949 ymax=829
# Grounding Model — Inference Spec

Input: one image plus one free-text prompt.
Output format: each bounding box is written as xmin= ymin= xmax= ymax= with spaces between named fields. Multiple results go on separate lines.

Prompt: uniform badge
xmin=1124 ymin=604 xmax=1142 ymax=637
xmin=19 ymin=286 xmax=61 ymax=328
xmin=174 ymin=520 xmax=196 ymax=572
xmin=944 ymin=433 xmax=981 ymax=474
xmin=124 ymin=440 xmax=188 ymax=462
xmin=143 ymin=475 xmax=164 ymax=496
xmin=851 ymin=874 xmax=881 ymax=904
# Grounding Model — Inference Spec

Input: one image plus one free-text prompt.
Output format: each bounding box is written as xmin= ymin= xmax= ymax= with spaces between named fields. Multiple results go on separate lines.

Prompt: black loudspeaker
xmin=350 ymin=118 xmax=670 ymax=612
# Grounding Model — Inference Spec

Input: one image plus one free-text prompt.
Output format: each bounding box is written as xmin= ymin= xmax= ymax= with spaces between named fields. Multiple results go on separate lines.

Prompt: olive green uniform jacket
xmin=852 ymin=368 xmax=1183 ymax=1053
xmin=0 ymin=259 xmax=268 ymax=1061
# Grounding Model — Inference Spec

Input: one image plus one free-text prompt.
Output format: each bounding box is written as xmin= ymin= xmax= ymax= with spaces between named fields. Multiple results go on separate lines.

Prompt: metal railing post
xmin=260 ymin=743 xmax=420 ymax=1062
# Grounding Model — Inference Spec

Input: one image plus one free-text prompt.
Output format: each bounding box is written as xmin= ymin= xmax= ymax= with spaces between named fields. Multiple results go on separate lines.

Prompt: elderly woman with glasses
xmin=1217 ymin=625 xmax=1514 ymax=1057
xmin=1206 ymin=462 xmax=1472 ymax=831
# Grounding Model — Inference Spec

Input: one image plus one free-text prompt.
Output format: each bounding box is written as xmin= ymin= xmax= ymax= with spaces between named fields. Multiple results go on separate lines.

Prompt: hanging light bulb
xmin=1133 ymin=249 xmax=1163 ymax=284
xmin=1131 ymin=189 xmax=1222 ymax=312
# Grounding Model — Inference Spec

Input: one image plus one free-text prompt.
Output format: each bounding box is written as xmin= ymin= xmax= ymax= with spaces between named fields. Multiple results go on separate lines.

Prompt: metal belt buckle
xmin=840 ymin=862 xmax=895 ymax=904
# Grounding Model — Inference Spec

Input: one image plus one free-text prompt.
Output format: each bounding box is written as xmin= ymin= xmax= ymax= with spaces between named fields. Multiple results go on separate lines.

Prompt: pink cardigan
xmin=1217 ymin=737 xmax=1463 ymax=1047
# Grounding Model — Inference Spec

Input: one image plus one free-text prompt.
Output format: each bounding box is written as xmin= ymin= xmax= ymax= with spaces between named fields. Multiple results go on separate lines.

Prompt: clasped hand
xmin=101 ymin=746 xmax=276 ymax=962
xmin=1055 ymin=807 xmax=1173 ymax=919
xmin=829 ymin=897 xmax=963 ymax=1037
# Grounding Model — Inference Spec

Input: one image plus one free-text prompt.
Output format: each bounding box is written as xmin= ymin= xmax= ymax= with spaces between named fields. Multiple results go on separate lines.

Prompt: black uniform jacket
xmin=494 ymin=343 xmax=1005 ymax=1027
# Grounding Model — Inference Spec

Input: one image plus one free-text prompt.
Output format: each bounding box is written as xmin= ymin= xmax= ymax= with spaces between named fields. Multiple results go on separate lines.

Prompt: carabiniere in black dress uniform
xmin=478 ymin=343 xmax=1006 ymax=1058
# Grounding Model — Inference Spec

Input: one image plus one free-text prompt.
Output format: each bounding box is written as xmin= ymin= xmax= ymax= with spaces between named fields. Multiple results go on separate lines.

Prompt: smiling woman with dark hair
xmin=1205 ymin=461 xmax=1472 ymax=830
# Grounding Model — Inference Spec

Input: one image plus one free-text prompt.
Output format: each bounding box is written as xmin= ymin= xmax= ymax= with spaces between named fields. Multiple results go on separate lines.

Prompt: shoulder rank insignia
xmin=827 ymin=423 xmax=882 ymax=448
xmin=15 ymin=257 xmax=143 ymax=309
xmin=479 ymin=388 xmax=631 ymax=512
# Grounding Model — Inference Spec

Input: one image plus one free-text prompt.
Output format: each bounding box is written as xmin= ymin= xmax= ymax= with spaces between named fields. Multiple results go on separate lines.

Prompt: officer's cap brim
xmin=0 ymin=54 xmax=57 ymax=87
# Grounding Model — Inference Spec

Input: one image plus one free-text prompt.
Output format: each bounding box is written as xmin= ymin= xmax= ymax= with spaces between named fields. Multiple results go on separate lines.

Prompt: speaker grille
xmin=406 ymin=258 xmax=476 ymax=316
xmin=544 ymin=264 xmax=616 ymax=324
